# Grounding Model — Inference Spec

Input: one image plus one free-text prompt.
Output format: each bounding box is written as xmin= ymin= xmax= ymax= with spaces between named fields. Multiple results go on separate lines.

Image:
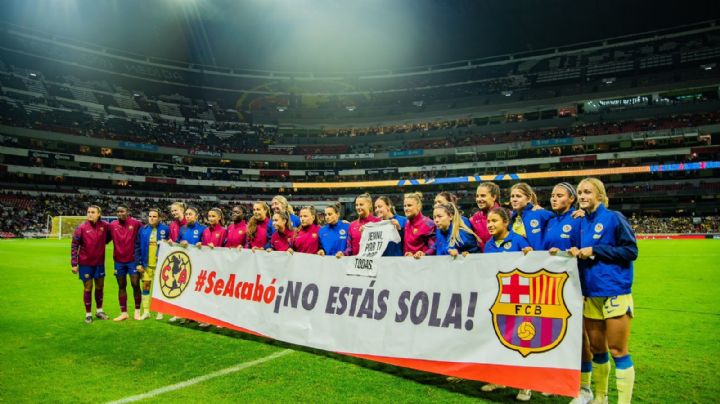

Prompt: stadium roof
xmin=0 ymin=0 xmax=717 ymax=72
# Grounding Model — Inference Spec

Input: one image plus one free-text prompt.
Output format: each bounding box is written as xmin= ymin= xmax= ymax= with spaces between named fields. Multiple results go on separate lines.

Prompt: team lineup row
xmin=69 ymin=178 xmax=637 ymax=404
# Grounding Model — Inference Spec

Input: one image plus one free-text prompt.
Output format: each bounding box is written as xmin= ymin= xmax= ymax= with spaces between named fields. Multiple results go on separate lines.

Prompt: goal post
xmin=49 ymin=216 xmax=119 ymax=239
xmin=50 ymin=216 xmax=86 ymax=239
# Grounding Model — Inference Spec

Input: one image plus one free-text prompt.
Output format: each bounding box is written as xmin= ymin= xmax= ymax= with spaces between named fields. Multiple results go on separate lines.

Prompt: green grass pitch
xmin=0 ymin=239 xmax=718 ymax=403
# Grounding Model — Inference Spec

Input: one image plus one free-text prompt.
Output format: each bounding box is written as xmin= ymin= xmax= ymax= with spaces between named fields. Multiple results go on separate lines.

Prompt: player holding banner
xmin=71 ymin=205 xmax=111 ymax=324
xmin=292 ymin=206 xmax=321 ymax=254
xmin=317 ymin=203 xmax=349 ymax=256
xmin=109 ymin=205 xmax=142 ymax=321
xmin=373 ymin=196 xmax=406 ymax=256
xmin=338 ymin=193 xmax=380 ymax=257
xmin=433 ymin=203 xmax=481 ymax=256
xmin=135 ymin=208 xmax=169 ymax=320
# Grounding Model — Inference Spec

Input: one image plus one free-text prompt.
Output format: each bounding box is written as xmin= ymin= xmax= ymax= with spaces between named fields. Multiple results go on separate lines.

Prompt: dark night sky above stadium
xmin=1 ymin=0 xmax=717 ymax=72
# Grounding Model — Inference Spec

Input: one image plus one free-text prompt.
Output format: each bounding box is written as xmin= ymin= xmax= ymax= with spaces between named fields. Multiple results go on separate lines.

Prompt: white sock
xmin=86 ymin=312 xmax=92 ymax=316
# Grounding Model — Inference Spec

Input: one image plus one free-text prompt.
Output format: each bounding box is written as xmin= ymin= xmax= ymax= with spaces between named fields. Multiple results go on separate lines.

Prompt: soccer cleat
xmin=168 ymin=316 xmax=181 ymax=323
xmin=155 ymin=313 xmax=164 ymax=320
xmin=139 ymin=312 xmax=150 ymax=320
xmin=569 ymin=387 xmax=594 ymax=404
xmin=134 ymin=312 xmax=142 ymax=321
xmin=481 ymin=384 xmax=506 ymax=392
xmin=113 ymin=313 xmax=129 ymax=322
xmin=198 ymin=322 xmax=210 ymax=328
xmin=516 ymin=389 xmax=532 ymax=401
xmin=95 ymin=312 xmax=109 ymax=320
xmin=85 ymin=315 xmax=93 ymax=324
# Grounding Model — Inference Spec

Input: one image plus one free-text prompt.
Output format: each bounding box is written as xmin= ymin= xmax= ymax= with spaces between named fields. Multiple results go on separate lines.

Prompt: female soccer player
xmin=225 ymin=205 xmax=248 ymax=249
xmin=292 ymin=206 xmax=321 ymax=254
xmin=269 ymin=195 xmax=301 ymax=235
xmin=374 ymin=196 xmax=407 ymax=256
xmin=339 ymin=193 xmax=381 ymax=257
xmin=201 ymin=208 xmax=227 ymax=248
xmin=403 ymin=192 xmax=436 ymax=258
xmin=542 ymin=183 xmax=591 ymax=403
xmin=484 ymin=207 xmax=531 ymax=254
xmin=168 ymin=201 xmax=187 ymax=242
xmin=247 ymin=202 xmax=271 ymax=250
xmin=135 ymin=208 xmax=169 ymax=320
xmin=110 ymin=205 xmax=143 ymax=322
xmin=71 ymin=205 xmax=111 ymax=324
xmin=569 ymin=178 xmax=638 ymax=404
xmin=269 ymin=211 xmax=294 ymax=252
xmin=169 ymin=207 xmax=206 ymax=324
xmin=470 ymin=182 xmax=501 ymax=245
xmin=482 ymin=206 xmax=533 ymax=401
xmin=544 ymin=182 xmax=582 ymax=253
xmin=433 ymin=203 xmax=481 ymax=257
xmin=178 ymin=207 xmax=207 ymax=247
xmin=318 ymin=203 xmax=349 ymax=256
xmin=434 ymin=191 xmax=472 ymax=227
xmin=509 ymin=182 xmax=553 ymax=250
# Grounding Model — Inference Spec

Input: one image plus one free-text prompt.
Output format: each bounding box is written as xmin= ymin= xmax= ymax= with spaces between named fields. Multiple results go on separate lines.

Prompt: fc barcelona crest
xmin=490 ymin=269 xmax=570 ymax=357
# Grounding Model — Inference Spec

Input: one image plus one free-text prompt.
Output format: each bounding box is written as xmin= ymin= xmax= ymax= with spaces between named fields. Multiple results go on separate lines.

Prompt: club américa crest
xmin=490 ymin=269 xmax=570 ymax=357
xmin=159 ymin=251 xmax=192 ymax=299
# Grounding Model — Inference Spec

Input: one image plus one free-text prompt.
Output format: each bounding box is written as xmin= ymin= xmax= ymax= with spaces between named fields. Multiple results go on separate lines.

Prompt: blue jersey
xmin=268 ymin=214 xmax=301 ymax=236
xmin=383 ymin=215 xmax=408 ymax=257
xmin=178 ymin=222 xmax=207 ymax=245
xmin=579 ymin=204 xmax=638 ymax=297
xmin=318 ymin=221 xmax=350 ymax=256
xmin=510 ymin=203 xmax=554 ymax=250
xmin=485 ymin=231 xmax=530 ymax=253
xmin=542 ymin=209 xmax=582 ymax=251
xmin=135 ymin=223 xmax=170 ymax=267
xmin=435 ymin=224 xmax=480 ymax=256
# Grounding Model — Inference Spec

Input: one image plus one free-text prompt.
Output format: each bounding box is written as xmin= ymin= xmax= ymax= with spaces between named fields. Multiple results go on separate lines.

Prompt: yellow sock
xmin=592 ymin=353 xmax=610 ymax=399
xmin=614 ymin=355 xmax=635 ymax=404
xmin=142 ymin=293 xmax=150 ymax=311
xmin=580 ymin=361 xmax=592 ymax=389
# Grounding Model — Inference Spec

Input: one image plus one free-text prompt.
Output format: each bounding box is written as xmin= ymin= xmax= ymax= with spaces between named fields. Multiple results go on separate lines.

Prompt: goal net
xmin=49 ymin=216 xmax=118 ymax=239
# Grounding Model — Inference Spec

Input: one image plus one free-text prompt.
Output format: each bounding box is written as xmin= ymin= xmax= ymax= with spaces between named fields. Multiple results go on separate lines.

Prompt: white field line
xmin=107 ymin=349 xmax=293 ymax=404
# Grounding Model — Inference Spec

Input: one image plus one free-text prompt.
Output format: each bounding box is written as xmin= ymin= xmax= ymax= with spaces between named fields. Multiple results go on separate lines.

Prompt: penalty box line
xmin=107 ymin=349 xmax=293 ymax=404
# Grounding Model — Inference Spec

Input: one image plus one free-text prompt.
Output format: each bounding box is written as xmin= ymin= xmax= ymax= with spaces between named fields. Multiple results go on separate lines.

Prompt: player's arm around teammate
xmin=569 ymin=178 xmax=638 ymax=404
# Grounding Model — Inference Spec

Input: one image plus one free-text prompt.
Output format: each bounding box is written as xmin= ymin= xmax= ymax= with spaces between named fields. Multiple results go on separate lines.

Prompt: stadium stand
xmin=1 ymin=20 xmax=719 ymax=237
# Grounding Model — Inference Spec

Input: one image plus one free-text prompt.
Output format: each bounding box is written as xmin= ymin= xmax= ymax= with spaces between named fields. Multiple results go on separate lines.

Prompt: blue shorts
xmin=114 ymin=262 xmax=138 ymax=277
xmin=79 ymin=265 xmax=105 ymax=281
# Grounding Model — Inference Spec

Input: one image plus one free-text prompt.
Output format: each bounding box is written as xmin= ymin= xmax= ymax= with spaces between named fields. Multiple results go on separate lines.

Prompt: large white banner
xmin=152 ymin=244 xmax=582 ymax=396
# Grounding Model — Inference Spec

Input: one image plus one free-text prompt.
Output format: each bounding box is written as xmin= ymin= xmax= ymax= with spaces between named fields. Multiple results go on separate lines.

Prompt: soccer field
xmin=0 ymin=239 xmax=718 ymax=403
